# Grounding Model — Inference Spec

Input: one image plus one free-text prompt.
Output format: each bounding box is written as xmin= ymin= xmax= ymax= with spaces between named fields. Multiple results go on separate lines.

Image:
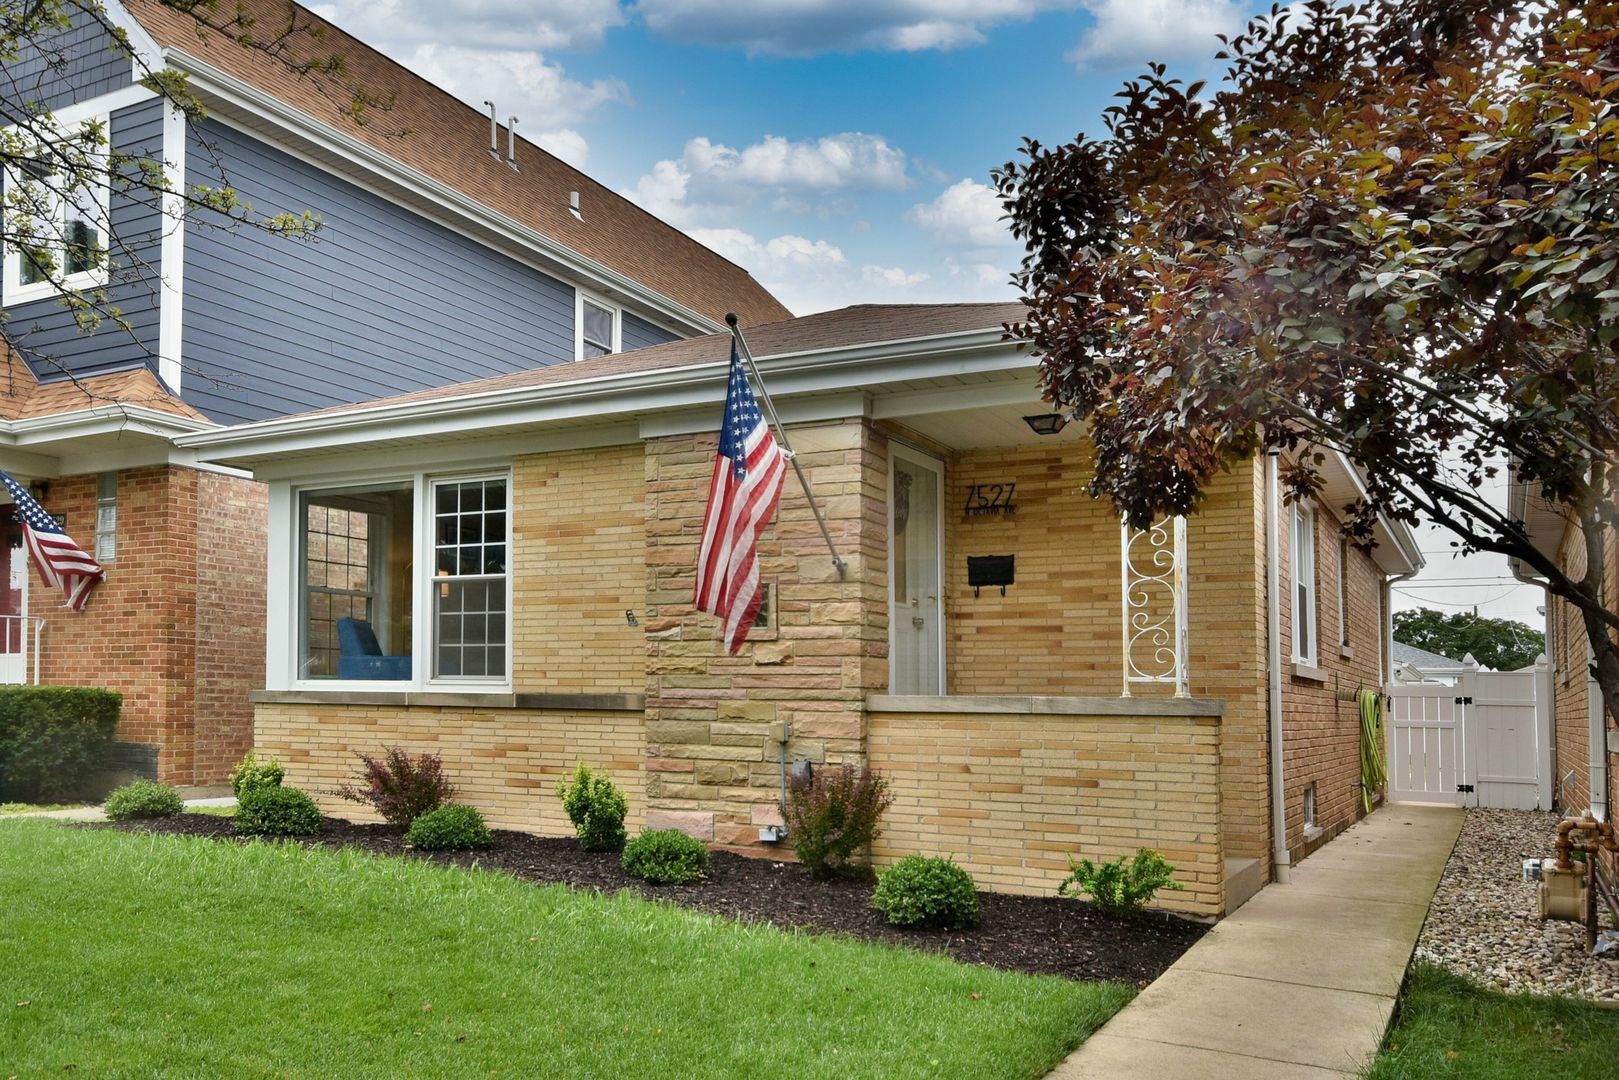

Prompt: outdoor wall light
xmin=1022 ymin=413 xmax=1068 ymax=436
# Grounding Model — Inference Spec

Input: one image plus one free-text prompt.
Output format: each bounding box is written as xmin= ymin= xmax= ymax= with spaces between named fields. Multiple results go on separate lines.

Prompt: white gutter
xmin=0 ymin=404 xmax=216 ymax=446
xmin=1266 ymin=452 xmax=1292 ymax=884
xmin=168 ymin=51 xmax=732 ymax=338
xmin=178 ymin=326 xmax=1024 ymax=462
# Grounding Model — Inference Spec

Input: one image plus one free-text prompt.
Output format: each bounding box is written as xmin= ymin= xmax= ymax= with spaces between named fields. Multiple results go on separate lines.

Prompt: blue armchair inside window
xmin=336 ymin=617 xmax=411 ymax=681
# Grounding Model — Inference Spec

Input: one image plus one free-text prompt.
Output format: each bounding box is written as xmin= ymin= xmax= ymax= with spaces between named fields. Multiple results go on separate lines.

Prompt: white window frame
xmin=278 ymin=466 xmax=514 ymax=694
xmin=95 ymin=471 xmax=116 ymax=563
xmin=1291 ymin=502 xmax=1318 ymax=666
xmin=575 ymin=289 xmax=621 ymax=360
xmin=2 ymin=105 xmax=112 ymax=307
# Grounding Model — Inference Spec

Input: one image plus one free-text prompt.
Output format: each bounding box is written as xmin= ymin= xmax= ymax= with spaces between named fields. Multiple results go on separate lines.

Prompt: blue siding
xmin=2 ymin=4 xmax=133 ymax=112
xmin=182 ymin=121 xmax=577 ymax=424
xmin=622 ymin=312 xmax=677 ymax=353
xmin=2 ymin=99 xmax=164 ymax=382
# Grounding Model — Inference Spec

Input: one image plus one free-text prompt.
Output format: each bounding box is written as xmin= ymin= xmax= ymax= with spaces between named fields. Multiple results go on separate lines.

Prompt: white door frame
xmin=887 ymin=443 xmax=946 ymax=695
xmin=0 ymin=503 xmax=29 ymax=685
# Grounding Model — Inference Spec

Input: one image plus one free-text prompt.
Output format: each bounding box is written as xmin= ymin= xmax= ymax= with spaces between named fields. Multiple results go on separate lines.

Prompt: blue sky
xmin=308 ymin=1 xmax=1272 ymax=314
xmin=304 ymin=0 xmax=1545 ymax=630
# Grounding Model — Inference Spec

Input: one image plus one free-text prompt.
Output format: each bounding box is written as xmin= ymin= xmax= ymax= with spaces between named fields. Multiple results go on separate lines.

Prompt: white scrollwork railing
xmin=1121 ymin=516 xmax=1189 ymax=698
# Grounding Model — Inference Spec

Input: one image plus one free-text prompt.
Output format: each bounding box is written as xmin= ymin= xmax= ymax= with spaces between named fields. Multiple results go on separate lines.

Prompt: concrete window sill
xmin=1290 ymin=662 xmax=1329 ymax=684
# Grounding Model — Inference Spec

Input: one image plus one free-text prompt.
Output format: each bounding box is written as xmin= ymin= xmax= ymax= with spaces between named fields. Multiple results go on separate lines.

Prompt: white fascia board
xmin=102 ymin=0 xmax=165 ymax=72
xmin=179 ymin=330 xmax=1028 ymax=465
xmin=245 ymin=424 xmax=642 ymax=483
xmin=0 ymin=405 xmax=215 ymax=447
xmin=167 ymin=51 xmax=725 ymax=338
xmin=1320 ymin=449 xmax=1424 ymax=576
xmin=638 ymin=392 xmax=870 ymax=441
xmin=0 ymin=447 xmax=63 ymax=478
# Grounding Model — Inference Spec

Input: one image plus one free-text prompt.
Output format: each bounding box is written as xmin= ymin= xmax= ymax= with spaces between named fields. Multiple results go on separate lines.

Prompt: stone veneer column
xmin=642 ymin=418 xmax=888 ymax=847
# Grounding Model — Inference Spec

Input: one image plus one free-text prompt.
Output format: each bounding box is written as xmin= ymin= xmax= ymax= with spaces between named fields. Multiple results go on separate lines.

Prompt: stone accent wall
xmin=192 ymin=472 xmax=268 ymax=784
xmin=512 ymin=443 xmax=645 ymax=696
xmin=868 ymin=704 xmax=1223 ymax=917
xmin=640 ymin=419 xmax=886 ymax=846
xmin=1278 ymin=503 xmax=1389 ymax=858
xmin=254 ymin=701 xmax=645 ymax=833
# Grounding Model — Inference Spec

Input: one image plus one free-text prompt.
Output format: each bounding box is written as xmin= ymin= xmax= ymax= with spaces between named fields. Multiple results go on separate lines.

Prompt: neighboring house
xmin=1390 ymin=641 xmax=1467 ymax=685
xmin=0 ymin=0 xmax=786 ymax=786
xmin=1511 ymin=476 xmax=1616 ymax=820
xmin=185 ymin=302 xmax=1424 ymax=917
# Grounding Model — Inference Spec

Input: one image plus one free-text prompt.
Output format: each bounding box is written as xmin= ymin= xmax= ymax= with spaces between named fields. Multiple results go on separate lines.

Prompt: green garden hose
xmin=1359 ymin=688 xmax=1388 ymax=813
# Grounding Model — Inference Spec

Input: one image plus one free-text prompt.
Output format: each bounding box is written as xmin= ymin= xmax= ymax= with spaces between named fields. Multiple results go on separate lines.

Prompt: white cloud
xmin=862 ymin=264 xmax=931 ymax=288
xmin=535 ymin=129 xmax=590 ymax=169
xmin=623 ymin=132 xmax=910 ymax=227
xmin=907 ymin=178 xmax=1011 ymax=247
xmin=312 ymin=0 xmax=625 ymax=52
xmin=635 ymin=1 xmax=1080 ymax=56
xmin=403 ymin=44 xmax=629 ymax=130
xmin=1068 ymin=0 xmax=1244 ymax=67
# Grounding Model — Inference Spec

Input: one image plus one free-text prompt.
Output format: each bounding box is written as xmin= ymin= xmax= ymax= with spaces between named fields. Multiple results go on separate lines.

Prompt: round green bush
xmin=873 ymin=855 xmax=981 ymax=930
xmin=556 ymin=763 xmax=628 ymax=852
xmin=103 ymin=779 xmax=183 ymax=821
xmin=228 ymin=750 xmax=285 ymax=799
xmin=235 ymin=785 xmax=323 ymax=837
xmin=621 ymin=829 xmax=710 ymax=885
xmin=405 ymin=804 xmax=493 ymax=851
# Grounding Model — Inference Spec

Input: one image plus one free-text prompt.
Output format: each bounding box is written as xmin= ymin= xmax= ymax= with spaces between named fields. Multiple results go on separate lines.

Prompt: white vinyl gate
xmin=1387 ymin=657 xmax=1552 ymax=810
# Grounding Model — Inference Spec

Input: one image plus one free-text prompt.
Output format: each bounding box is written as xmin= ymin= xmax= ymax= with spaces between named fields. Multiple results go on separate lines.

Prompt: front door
xmin=889 ymin=446 xmax=944 ymax=695
xmin=0 ymin=507 xmax=27 ymax=684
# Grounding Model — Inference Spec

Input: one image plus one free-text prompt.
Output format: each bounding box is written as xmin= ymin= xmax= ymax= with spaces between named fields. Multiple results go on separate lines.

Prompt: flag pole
xmin=726 ymin=313 xmax=847 ymax=580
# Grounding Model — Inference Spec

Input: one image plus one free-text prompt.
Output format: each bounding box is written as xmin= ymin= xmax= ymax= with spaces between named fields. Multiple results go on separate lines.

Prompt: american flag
xmin=0 ymin=469 xmax=104 ymax=611
xmin=694 ymin=341 xmax=789 ymax=654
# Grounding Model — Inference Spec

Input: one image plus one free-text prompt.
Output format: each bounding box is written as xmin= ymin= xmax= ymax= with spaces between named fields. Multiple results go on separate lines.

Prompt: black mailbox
xmin=967 ymin=555 xmax=1015 ymax=597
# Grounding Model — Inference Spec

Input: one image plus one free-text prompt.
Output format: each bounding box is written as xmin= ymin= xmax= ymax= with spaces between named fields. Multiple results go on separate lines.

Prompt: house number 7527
xmin=964 ymin=483 xmax=1016 ymax=516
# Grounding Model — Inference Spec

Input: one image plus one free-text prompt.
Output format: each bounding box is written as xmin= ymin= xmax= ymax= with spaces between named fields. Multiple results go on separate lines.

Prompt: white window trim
xmin=277 ymin=466 xmax=514 ymax=694
xmin=1292 ymin=502 xmax=1318 ymax=666
xmin=2 ymin=105 xmax=114 ymax=307
xmin=574 ymin=289 xmax=622 ymax=360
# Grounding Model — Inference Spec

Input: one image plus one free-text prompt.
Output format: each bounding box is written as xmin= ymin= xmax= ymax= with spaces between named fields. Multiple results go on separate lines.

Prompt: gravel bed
xmin=1415 ymin=808 xmax=1619 ymax=1001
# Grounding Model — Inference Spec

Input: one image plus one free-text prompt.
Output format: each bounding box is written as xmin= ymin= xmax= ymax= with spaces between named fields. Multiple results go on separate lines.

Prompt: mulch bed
xmin=98 ymin=813 xmax=1206 ymax=988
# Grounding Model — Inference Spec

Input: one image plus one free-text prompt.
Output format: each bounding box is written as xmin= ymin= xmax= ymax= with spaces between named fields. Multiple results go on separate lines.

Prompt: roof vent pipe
xmin=507 ymin=116 xmax=520 ymax=172
xmin=569 ymin=191 xmax=582 ymax=221
xmin=482 ymin=101 xmax=499 ymax=160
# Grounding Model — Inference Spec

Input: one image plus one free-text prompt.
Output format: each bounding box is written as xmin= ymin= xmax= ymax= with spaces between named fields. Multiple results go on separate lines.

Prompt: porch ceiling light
xmin=1022 ymin=413 xmax=1068 ymax=436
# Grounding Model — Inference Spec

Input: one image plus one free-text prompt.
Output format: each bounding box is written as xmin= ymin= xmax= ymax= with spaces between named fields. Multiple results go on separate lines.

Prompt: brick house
xmin=186 ymin=303 xmax=1424 ymax=917
xmin=1 ymin=0 xmax=784 ymax=786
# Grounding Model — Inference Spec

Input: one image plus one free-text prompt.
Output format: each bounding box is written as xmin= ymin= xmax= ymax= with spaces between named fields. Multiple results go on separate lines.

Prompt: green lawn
xmin=0 ymin=820 xmax=1129 ymax=1078
xmin=1368 ymin=964 xmax=1619 ymax=1079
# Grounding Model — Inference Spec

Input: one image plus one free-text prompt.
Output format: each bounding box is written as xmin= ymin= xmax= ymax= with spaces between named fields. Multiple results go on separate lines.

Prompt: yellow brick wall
xmin=254 ymin=703 xmax=645 ymax=834
xmin=869 ymin=709 xmax=1223 ymax=917
xmin=512 ymin=444 xmax=645 ymax=695
xmin=1549 ymin=520 xmax=1616 ymax=813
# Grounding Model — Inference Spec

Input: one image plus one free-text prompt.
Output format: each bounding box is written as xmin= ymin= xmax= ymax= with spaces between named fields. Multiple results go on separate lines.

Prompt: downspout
xmin=1265 ymin=453 xmax=1292 ymax=883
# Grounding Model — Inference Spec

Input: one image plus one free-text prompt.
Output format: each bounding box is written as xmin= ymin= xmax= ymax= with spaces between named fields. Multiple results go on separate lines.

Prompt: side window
xmin=2 ymin=120 xmax=110 ymax=304
xmin=577 ymin=293 xmax=620 ymax=359
xmin=95 ymin=472 xmax=116 ymax=563
xmin=1292 ymin=503 xmax=1317 ymax=666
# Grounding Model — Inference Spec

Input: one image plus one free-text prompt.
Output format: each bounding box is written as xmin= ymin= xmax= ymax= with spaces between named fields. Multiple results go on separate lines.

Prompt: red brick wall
xmin=192 ymin=472 xmax=267 ymax=784
xmin=25 ymin=466 xmax=265 ymax=786
xmin=1278 ymin=503 xmax=1387 ymax=859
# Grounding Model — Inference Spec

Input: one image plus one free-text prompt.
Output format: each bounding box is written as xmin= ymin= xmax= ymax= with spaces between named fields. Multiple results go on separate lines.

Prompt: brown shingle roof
xmin=0 ymin=339 xmax=208 ymax=423
xmin=283 ymin=302 xmax=1026 ymax=421
xmin=124 ymin=0 xmax=791 ymax=328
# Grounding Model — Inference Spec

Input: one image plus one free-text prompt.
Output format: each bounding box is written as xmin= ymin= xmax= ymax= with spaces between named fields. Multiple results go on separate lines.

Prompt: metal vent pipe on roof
xmin=507 ymin=117 xmax=520 ymax=172
xmin=569 ymin=191 xmax=582 ymax=220
xmin=482 ymin=101 xmax=499 ymax=159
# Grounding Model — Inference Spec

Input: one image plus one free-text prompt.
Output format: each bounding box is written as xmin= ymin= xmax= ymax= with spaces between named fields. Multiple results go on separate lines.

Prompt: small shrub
xmin=235 ymin=786 xmax=323 ymax=837
xmin=0 ymin=687 xmax=121 ymax=802
xmin=622 ymin=829 xmax=709 ymax=885
xmin=784 ymin=763 xmax=892 ymax=879
xmin=405 ymin=804 xmax=493 ymax=851
xmin=103 ymin=779 xmax=183 ymax=821
xmin=556 ymin=763 xmax=627 ymax=852
xmin=873 ymin=855 xmax=981 ymax=930
xmin=336 ymin=747 xmax=456 ymax=827
xmin=1058 ymin=848 xmax=1183 ymax=918
xmin=228 ymin=749 xmax=285 ymax=799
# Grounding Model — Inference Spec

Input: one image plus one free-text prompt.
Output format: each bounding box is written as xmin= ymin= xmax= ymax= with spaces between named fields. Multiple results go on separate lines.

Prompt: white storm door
xmin=889 ymin=447 xmax=944 ymax=695
xmin=1 ymin=507 xmax=28 ymax=684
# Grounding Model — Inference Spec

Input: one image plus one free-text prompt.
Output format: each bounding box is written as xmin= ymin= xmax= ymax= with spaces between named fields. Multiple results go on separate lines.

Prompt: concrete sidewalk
xmin=1 ymin=796 xmax=235 ymax=822
xmin=1052 ymin=804 xmax=1464 ymax=1078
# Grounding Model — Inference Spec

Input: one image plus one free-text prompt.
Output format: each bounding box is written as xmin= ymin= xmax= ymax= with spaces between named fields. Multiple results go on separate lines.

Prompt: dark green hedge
xmin=0 ymin=687 xmax=122 ymax=801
